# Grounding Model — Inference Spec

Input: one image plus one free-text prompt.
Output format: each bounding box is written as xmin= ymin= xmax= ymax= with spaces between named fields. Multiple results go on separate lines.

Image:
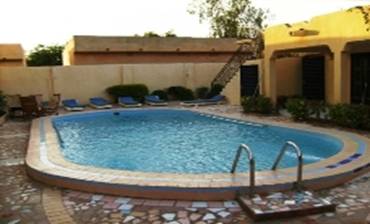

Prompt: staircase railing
xmin=211 ymin=37 xmax=262 ymax=87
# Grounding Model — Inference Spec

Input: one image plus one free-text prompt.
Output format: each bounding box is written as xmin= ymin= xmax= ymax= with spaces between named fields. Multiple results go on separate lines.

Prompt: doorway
xmin=240 ymin=65 xmax=259 ymax=97
xmin=302 ymin=55 xmax=325 ymax=100
xmin=351 ymin=53 xmax=370 ymax=104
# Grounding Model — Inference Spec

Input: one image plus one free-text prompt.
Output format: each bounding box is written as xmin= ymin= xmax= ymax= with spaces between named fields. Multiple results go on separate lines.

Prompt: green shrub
xmin=256 ymin=96 xmax=273 ymax=114
xmin=167 ymin=86 xmax=194 ymax=100
xmin=277 ymin=96 xmax=289 ymax=110
xmin=207 ymin=84 xmax=224 ymax=98
xmin=106 ymin=84 xmax=149 ymax=102
xmin=329 ymin=104 xmax=370 ymax=129
xmin=151 ymin=90 xmax=168 ymax=100
xmin=307 ymin=100 xmax=327 ymax=120
xmin=286 ymin=98 xmax=309 ymax=121
xmin=241 ymin=96 xmax=273 ymax=114
xmin=328 ymin=104 xmax=351 ymax=127
xmin=241 ymin=96 xmax=256 ymax=113
xmin=0 ymin=91 xmax=6 ymax=116
xmin=195 ymin=87 xmax=209 ymax=99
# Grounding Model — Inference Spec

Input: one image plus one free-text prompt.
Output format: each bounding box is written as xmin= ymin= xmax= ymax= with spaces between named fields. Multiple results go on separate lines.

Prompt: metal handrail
xmin=230 ymin=144 xmax=255 ymax=197
xmin=271 ymin=141 xmax=303 ymax=188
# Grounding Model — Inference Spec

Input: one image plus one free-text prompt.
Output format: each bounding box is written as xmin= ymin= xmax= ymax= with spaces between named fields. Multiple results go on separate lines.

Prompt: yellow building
xmin=224 ymin=6 xmax=370 ymax=105
xmin=261 ymin=6 xmax=370 ymax=105
xmin=0 ymin=44 xmax=25 ymax=67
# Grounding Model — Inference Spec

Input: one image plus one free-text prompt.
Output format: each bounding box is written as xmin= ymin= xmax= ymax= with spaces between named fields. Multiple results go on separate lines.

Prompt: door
xmin=240 ymin=65 xmax=259 ymax=97
xmin=351 ymin=53 xmax=370 ymax=104
xmin=302 ymin=55 xmax=325 ymax=100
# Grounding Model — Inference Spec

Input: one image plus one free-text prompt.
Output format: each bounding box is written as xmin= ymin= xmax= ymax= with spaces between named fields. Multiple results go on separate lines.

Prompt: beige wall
xmin=0 ymin=67 xmax=51 ymax=102
xmin=276 ymin=57 xmax=302 ymax=97
xmin=53 ymin=65 xmax=122 ymax=103
xmin=222 ymin=72 xmax=240 ymax=105
xmin=0 ymin=63 xmax=224 ymax=104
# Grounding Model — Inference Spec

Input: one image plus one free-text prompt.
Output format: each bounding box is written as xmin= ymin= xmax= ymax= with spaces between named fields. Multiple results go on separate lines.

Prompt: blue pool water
xmin=52 ymin=109 xmax=343 ymax=174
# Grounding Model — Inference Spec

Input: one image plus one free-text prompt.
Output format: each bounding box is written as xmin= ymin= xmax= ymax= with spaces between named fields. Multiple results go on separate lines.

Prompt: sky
xmin=1 ymin=0 xmax=370 ymax=51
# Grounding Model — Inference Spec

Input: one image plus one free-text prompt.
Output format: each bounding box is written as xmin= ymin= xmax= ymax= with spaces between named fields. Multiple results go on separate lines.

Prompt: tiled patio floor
xmin=1 ymin=114 xmax=370 ymax=223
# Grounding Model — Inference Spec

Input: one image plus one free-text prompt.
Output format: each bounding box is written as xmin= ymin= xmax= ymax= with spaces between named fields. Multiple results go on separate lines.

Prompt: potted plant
xmin=0 ymin=91 xmax=7 ymax=125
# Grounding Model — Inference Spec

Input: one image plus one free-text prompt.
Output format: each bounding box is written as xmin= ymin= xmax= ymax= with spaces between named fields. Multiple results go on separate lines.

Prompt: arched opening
xmin=270 ymin=45 xmax=333 ymax=103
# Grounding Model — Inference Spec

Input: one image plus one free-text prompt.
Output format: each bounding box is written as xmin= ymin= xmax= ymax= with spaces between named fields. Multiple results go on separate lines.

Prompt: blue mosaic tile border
xmin=326 ymin=134 xmax=366 ymax=169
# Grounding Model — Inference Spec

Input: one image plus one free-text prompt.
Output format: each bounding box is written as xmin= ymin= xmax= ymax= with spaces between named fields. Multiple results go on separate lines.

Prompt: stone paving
xmin=62 ymin=190 xmax=247 ymax=224
xmin=0 ymin=120 xmax=49 ymax=224
xmin=60 ymin=173 xmax=370 ymax=224
xmin=1 ymin=110 xmax=370 ymax=223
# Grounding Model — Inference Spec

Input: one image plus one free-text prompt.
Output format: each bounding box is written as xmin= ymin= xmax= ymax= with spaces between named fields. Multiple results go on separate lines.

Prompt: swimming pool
xmin=26 ymin=108 xmax=370 ymax=200
xmin=52 ymin=109 xmax=342 ymax=174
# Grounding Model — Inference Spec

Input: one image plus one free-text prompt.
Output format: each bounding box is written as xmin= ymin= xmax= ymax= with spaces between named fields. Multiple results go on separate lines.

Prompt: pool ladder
xmin=231 ymin=144 xmax=255 ymax=197
xmin=231 ymin=141 xmax=303 ymax=197
xmin=272 ymin=141 xmax=303 ymax=189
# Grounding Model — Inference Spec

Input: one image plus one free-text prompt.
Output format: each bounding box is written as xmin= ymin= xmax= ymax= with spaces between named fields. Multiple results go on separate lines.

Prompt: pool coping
xmin=25 ymin=107 xmax=370 ymax=200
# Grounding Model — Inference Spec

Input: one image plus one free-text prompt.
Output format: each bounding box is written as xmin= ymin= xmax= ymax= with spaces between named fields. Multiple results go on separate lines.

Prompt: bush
xmin=167 ymin=86 xmax=194 ymax=100
xmin=106 ymin=84 xmax=149 ymax=102
xmin=0 ymin=91 xmax=6 ymax=116
xmin=151 ymin=90 xmax=168 ymax=100
xmin=241 ymin=96 xmax=273 ymax=114
xmin=241 ymin=96 xmax=256 ymax=113
xmin=195 ymin=87 xmax=209 ymax=99
xmin=207 ymin=84 xmax=224 ymax=98
xmin=277 ymin=96 xmax=289 ymax=110
xmin=256 ymin=96 xmax=273 ymax=114
xmin=285 ymin=98 xmax=309 ymax=121
xmin=329 ymin=104 xmax=370 ymax=129
xmin=307 ymin=100 xmax=327 ymax=120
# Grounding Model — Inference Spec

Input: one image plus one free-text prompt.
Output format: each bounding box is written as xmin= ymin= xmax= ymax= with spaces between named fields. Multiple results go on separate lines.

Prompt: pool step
xmin=237 ymin=191 xmax=336 ymax=221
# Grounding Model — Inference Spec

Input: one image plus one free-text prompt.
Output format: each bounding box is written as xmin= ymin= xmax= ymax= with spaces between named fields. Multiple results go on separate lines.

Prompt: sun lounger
xmin=145 ymin=95 xmax=168 ymax=106
xmin=118 ymin=96 xmax=142 ymax=107
xmin=180 ymin=95 xmax=225 ymax=106
xmin=89 ymin=97 xmax=112 ymax=109
xmin=62 ymin=99 xmax=84 ymax=111
xmin=19 ymin=95 xmax=46 ymax=117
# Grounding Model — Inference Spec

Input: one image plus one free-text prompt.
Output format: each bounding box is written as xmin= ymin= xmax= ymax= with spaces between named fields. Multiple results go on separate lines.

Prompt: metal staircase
xmin=211 ymin=36 xmax=263 ymax=87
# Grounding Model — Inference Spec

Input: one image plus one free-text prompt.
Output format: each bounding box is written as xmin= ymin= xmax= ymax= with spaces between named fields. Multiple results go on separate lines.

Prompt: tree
xmin=27 ymin=44 xmax=64 ymax=66
xmin=348 ymin=6 xmax=370 ymax=31
xmin=143 ymin=31 xmax=160 ymax=37
xmin=137 ymin=31 xmax=178 ymax=38
xmin=188 ymin=0 xmax=267 ymax=38
xmin=165 ymin=30 xmax=177 ymax=37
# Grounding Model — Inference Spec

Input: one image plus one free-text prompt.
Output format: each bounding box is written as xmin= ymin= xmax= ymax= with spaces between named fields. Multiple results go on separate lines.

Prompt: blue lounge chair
xmin=181 ymin=95 xmax=225 ymax=106
xmin=145 ymin=95 xmax=168 ymax=106
xmin=118 ymin=96 xmax=142 ymax=107
xmin=89 ymin=97 xmax=112 ymax=109
xmin=62 ymin=99 xmax=84 ymax=111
